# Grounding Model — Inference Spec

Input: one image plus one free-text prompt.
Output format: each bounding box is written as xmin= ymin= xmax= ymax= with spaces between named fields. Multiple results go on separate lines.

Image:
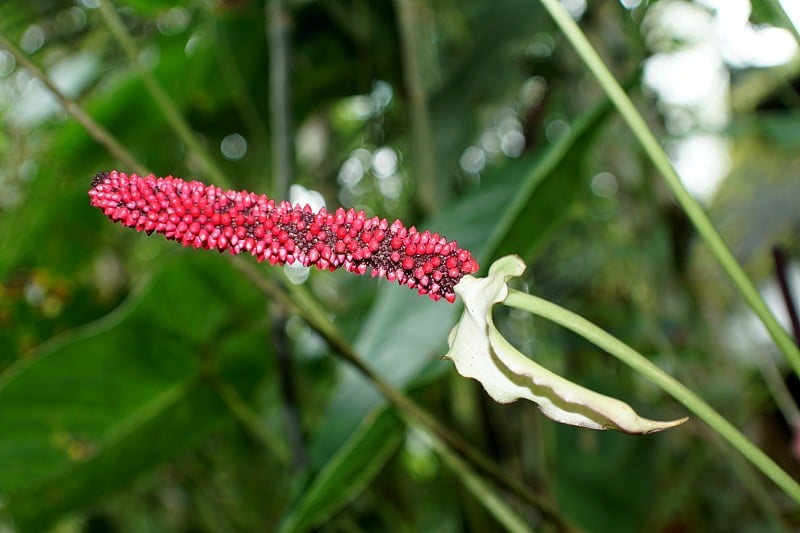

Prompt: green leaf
xmin=0 ymin=254 xmax=269 ymax=530
xmin=487 ymin=94 xmax=616 ymax=261
xmin=551 ymin=425 xmax=660 ymax=533
xmin=277 ymin=409 xmax=404 ymax=533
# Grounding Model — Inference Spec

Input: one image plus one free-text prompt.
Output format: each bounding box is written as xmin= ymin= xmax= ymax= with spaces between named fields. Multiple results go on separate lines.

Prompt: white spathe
xmin=445 ymin=255 xmax=687 ymax=434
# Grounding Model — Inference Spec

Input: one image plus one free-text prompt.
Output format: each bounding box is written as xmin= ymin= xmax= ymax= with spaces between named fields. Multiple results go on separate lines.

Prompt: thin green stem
xmin=504 ymin=288 xmax=800 ymax=504
xmin=0 ymin=33 xmax=147 ymax=175
xmin=393 ymin=0 xmax=439 ymax=214
xmin=266 ymin=0 xmax=305 ymax=471
xmin=266 ymin=0 xmax=294 ymax=198
xmin=537 ymin=0 xmax=800 ymax=377
xmin=98 ymin=0 xmax=230 ymax=187
xmin=322 ymin=338 xmax=568 ymax=529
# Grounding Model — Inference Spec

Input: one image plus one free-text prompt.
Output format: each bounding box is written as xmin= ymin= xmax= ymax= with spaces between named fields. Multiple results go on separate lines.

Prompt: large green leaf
xmin=0 ymin=254 xmax=270 ymax=530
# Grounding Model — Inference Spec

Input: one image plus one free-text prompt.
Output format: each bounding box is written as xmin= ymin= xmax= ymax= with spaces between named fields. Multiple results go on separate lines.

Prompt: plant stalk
xmin=393 ymin=0 xmax=439 ymax=214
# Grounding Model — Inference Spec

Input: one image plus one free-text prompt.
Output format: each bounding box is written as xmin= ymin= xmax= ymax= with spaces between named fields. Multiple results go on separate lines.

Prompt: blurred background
xmin=1 ymin=0 xmax=800 ymax=530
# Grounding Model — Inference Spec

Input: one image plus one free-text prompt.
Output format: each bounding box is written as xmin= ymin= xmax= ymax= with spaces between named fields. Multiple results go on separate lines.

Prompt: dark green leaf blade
xmin=278 ymin=409 xmax=404 ymax=533
xmin=0 ymin=254 xmax=269 ymax=530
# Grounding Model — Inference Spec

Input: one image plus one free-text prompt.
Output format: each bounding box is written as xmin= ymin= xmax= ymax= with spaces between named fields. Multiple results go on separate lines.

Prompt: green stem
xmin=504 ymin=288 xmax=800 ymax=504
xmin=98 ymin=0 xmax=230 ymax=187
xmin=537 ymin=0 xmax=800 ymax=377
xmin=393 ymin=0 xmax=440 ymax=214
xmin=266 ymin=0 xmax=294 ymax=198
xmin=0 ymin=33 xmax=147 ymax=175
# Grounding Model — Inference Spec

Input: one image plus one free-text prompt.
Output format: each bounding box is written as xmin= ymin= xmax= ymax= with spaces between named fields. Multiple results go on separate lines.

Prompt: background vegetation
xmin=1 ymin=0 xmax=799 ymax=530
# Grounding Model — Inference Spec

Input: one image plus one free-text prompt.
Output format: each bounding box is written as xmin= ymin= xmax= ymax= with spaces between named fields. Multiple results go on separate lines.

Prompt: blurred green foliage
xmin=1 ymin=0 xmax=799 ymax=531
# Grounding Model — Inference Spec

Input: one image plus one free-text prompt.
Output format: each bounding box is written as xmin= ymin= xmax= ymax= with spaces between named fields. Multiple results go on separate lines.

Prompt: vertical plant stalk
xmin=772 ymin=247 xmax=800 ymax=345
xmin=393 ymin=0 xmax=440 ymax=214
xmin=98 ymin=0 xmax=309 ymax=473
xmin=267 ymin=0 xmax=294 ymax=199
xmin=503 ymin=288 xmax=800 ymax=504
xmin=0 ymin=33 xmax=147 ymax=175
xmin=97 ymin=0 xmax=230 ymax=188
xmin=271 ymin=307 xmax=307 ymax=471
xmin=537 ymin=0 xmax=800 ymax=377
xmin=266 ymin=0 xmax=306 ymax=471
xmin=765 ymin=247 xmax=800 ymax=433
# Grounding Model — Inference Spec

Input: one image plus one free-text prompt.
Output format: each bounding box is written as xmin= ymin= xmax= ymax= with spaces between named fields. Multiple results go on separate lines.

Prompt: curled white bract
xmin=445 ymin=255 xmax=687 ymax=434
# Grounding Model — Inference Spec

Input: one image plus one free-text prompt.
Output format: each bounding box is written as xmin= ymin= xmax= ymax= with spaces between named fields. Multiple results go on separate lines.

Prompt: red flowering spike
xmin=89 ymin=171 xmax=480 ymax=302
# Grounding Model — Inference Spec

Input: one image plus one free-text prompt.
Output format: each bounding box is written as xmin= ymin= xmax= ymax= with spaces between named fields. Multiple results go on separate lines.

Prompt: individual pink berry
xmin=89 ymin=171 xmax=480 ymax=302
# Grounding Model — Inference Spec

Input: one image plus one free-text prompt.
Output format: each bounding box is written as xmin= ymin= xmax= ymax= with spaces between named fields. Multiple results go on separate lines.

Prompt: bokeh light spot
xmin=591 ymin=172 xmax=618 ymax=198
xmin=372 ymin=146 xmax=398 ymax=178
xmin=220 ymin=133 xmax=247 ymax=161
xmin=157 ymin=8 xmax=190 ymax=36
xmin=0 ymin=50 xmax=15 ymax=77
xmin=21 ymin=25 xmax=45 ymax=54
xmin=460 ymin=146 xmax=486 ymax=174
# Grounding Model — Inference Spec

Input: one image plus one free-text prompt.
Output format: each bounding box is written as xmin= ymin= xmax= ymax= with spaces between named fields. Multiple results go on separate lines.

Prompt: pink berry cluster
xmin=89 ymin=171 xmax=479 ymax=303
